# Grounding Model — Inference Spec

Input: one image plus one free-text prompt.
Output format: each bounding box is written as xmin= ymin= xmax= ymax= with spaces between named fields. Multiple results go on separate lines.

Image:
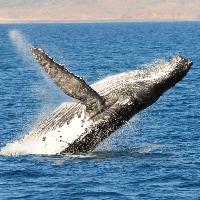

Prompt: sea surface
xmin=0 ymin=22 xmax=199 ymax=199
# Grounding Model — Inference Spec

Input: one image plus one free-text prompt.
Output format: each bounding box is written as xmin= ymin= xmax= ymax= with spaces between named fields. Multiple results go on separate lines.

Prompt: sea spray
xmin=8 ymin=29 xmax=32 ymax=63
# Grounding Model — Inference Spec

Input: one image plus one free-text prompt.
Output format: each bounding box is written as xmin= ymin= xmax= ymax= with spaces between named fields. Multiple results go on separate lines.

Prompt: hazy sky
xmin=0 ymin=0 xmax=199 ymax=22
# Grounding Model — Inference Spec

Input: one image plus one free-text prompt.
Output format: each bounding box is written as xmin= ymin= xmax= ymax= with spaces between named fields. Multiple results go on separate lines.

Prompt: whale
xmin=0 ymin=48 xmax=192 ymax=156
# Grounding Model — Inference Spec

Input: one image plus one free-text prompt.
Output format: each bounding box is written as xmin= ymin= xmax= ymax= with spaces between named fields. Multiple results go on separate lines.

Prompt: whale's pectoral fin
xmin=31 ymin=47 xmax=105 ymax=115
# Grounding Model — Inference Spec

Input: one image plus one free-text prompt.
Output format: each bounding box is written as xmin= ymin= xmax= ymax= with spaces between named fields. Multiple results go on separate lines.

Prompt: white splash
xmin=8 ymin=29 xmax=32 ymax=62
xmin=0 ymin=111 xmax=92 ymax=156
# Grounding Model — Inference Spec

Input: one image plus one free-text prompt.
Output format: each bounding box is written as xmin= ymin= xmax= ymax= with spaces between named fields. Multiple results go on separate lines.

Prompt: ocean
xmin=0 ymin=22 xmax=199 ymax=199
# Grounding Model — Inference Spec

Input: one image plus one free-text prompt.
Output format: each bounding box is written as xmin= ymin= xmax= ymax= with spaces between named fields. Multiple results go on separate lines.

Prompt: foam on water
xmin=0 ymin=111 xmax=92 ymax=156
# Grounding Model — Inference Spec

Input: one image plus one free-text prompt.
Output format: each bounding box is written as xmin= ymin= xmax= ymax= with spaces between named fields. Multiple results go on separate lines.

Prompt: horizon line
xmin=0 ymin=18 xmax=200 ymax=24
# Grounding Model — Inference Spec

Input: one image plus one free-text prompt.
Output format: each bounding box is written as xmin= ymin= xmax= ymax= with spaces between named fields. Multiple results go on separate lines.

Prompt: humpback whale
xmin=1 ymin=48 xmax=192 ymax=156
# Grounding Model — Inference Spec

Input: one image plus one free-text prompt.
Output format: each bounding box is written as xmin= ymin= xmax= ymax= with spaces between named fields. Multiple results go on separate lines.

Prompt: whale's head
xmin=150 ymin=56 xmax=192 ymax=91
xmin=122 ymin=56 xmax=193 ymax=109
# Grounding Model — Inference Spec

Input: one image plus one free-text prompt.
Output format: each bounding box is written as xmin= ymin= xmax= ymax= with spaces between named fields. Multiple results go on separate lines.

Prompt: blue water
xmin=0 ymin=22 xmax=199 ymax=199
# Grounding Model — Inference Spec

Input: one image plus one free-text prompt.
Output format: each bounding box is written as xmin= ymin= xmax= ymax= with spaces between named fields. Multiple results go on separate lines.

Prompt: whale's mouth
xmin=186 ymin=59 xmax=193 ymax=70
xmin=188 ymin=60 xmax=193 ymax=66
